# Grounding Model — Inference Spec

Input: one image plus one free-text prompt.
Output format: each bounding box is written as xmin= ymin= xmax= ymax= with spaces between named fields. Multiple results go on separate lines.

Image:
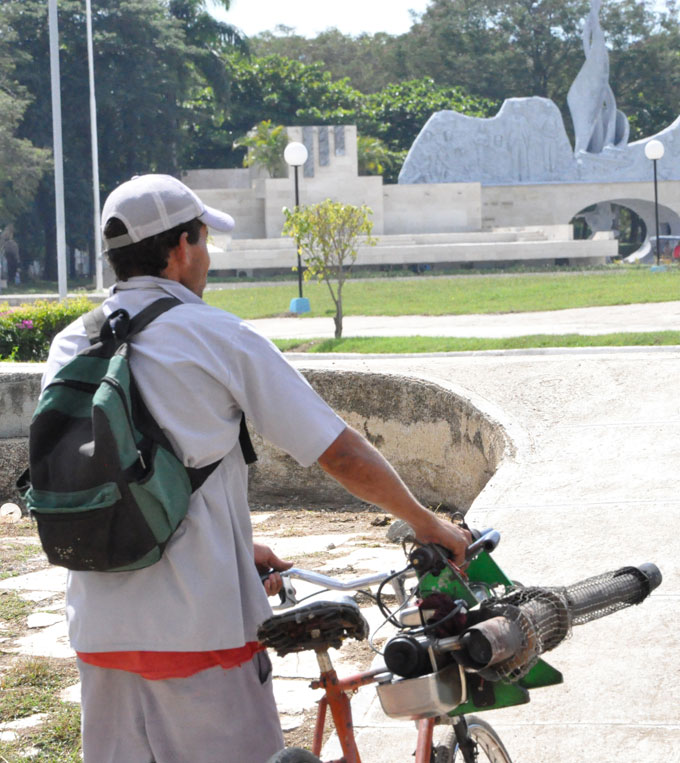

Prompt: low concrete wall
xmin=0 ymin=365 xmax=508 ymax=513
xmin=0 ymin=366 xmax=41 ymax=502
xmin=383 ymin=183 xmax=482 ymax=234
xmin=249 ymin=370 xmax=508 ymax=511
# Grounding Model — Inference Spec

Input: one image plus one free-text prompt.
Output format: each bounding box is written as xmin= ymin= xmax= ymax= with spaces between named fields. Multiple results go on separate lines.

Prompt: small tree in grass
xmin=283 ymin=200 xmax=376 ymax=338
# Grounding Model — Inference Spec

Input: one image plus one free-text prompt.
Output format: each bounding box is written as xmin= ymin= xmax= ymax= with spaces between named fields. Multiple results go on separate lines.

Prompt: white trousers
xmin=77 ymin=653 xmax=284 ymax=763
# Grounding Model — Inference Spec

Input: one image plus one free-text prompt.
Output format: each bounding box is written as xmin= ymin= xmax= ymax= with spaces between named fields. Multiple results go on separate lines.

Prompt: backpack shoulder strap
xmin=82 ymin=297 xmax=182 ymax=346
xmin=82 ymin=305 xmax=107 ymax=345
xmin=127 ymin=297 xmax=183 ymax=338
xmin=239 ymin=412 xmax=257 ymax=465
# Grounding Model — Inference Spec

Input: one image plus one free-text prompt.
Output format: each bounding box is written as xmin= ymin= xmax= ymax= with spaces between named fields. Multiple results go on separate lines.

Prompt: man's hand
xmin=254 ymin=543 xmax=293 ymax=597
xmin=407 ymin=513 xmax=472 ymax=567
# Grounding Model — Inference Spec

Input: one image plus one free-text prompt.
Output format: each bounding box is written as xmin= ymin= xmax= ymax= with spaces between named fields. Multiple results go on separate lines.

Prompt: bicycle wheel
xmin=433 ymin=715 xmax=512 ymax=763
xmin=265 ymin=747 xmax=322 ymax=763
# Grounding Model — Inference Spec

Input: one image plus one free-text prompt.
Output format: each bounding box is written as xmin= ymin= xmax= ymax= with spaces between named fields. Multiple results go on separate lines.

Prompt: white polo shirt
xmin=43 ymin=277 xmax=346 ymax=652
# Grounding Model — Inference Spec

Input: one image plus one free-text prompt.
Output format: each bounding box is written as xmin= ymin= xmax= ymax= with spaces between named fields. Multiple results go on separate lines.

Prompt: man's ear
xmin=160 ymin=232 xmax=189 ymax=282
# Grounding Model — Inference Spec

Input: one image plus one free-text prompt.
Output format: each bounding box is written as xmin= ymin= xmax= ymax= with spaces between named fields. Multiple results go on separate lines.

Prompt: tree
xmin=282 ymin=201 xmax=376 ymax=339
xmin=250 ymin=26 xmax=405 ymax=93
xmin=225 ymin=56 xmax=494 ymax=182
xmin=357 ymin=136 xmax=405 ymax=178
xmin=356 ymin=77 xmax=496 ymax=153
xmin=603 ymin=0 xmax=680 ymax=140
xmin=234 ymin=121 xmax=288 ymax=177
xmin=2 ymin=0 xmax=195 ymax=277
xmin=0 ymin=20 xmax=51 ymax=231
xmin=403 ymin=0 xmax=589 ymax=103
xmin=226 ymin=54 xmax=361 ymax=134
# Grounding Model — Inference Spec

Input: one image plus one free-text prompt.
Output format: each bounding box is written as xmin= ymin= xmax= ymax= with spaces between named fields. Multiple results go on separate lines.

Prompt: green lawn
xmin=204 ymin=268 xmax=680 ymax=319
xmin=273 ymin=331 xmax=680 ymax=354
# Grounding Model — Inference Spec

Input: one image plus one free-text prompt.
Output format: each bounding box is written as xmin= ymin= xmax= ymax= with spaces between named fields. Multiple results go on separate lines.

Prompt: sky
xmin=210 ymin=0 xmax=433 ymax=38
xmin=212 ymin=0 xmax=671 ymax=39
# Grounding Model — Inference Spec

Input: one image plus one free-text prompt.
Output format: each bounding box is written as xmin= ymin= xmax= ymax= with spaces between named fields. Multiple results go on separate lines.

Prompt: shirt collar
xmin=110 ymin=276 xmax=205 ymax=306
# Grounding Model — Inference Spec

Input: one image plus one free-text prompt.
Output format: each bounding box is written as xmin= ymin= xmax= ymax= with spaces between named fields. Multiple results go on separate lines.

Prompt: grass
xmin=0 ymin=540 xmax=45 ymax=580
xmin=204 ymin=267 xmax=680 ymax=319
xmin=273 ymin=331 xmax=680 ymax=354
xmin=0 ymin=590 xmax=32 ymax=625
xmin=0 ymin=520 xmax=82 ymax=762
xmin=0 ymin=657 xmax=81 ymax=762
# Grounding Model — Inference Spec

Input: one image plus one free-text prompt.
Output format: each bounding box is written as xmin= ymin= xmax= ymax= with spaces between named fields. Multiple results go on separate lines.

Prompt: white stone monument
xmin=399 ymin=0 xmax=680 ymax=187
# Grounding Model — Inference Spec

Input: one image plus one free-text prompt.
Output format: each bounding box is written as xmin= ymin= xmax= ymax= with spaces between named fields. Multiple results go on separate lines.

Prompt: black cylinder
xmin=384 ymin=634 xmax=432 ymax=678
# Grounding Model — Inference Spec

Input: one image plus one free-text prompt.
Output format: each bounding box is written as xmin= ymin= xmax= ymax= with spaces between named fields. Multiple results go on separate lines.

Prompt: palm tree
xmin=168 ymin=0 xmax=247 ymax=101
xmin=168 ymin=0 xmax=246 ymax=49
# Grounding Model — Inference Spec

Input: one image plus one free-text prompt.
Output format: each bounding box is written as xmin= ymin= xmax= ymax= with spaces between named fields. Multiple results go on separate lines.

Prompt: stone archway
xmin=571 ymin=201 xmax=647 ymax=257
xmin=569 ymin=197 xmax=680 ymax=262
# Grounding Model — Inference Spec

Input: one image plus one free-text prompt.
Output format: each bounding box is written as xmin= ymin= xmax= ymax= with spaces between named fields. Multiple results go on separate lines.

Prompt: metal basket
xmin=376 ymin=663 xmax=466 ymax=720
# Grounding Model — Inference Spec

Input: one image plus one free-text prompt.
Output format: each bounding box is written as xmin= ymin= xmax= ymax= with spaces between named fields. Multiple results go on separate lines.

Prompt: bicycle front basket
xmin=377 ymin=663 xmax=466 ymax=720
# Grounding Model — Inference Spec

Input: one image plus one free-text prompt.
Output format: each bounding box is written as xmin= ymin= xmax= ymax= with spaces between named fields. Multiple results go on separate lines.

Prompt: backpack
xmin=18 ymin=297 xmax=256 ymax=572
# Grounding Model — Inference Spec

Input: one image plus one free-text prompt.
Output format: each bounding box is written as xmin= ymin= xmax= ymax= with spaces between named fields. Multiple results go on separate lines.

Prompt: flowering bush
xmin=0 ymin=296 xmax=95 ymax=361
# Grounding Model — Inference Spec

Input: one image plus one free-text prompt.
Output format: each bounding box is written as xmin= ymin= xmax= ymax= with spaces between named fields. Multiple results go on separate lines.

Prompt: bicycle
xmin=258 ymin=528 xmax=661 ymax=763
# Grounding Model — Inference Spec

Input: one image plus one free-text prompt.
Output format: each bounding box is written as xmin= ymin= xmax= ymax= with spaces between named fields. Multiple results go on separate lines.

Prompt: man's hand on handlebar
xmin=409 ymin=514 xmax=473 ymax=568
xmin=254 ymin=543 xmax=293 ymax=597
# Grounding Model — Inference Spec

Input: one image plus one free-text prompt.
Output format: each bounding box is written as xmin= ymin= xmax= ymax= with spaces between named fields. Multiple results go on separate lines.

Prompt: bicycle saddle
xmin=257 ymin=597 xmax=369 ymax=656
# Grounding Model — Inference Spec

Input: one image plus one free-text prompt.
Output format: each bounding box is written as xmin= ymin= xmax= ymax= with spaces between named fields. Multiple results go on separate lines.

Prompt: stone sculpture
xmin=398 ymin=0 xmax=679 ymax=186
xmin=567 ymin=0 xmax=629 ymax=154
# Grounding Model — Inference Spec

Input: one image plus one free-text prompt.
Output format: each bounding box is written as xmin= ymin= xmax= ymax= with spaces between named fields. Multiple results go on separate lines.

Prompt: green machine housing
xmin=416 ymin=550 xmax=563 ymax=715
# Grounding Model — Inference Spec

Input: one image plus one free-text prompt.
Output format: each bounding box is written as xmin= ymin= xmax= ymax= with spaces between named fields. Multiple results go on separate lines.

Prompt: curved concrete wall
xmin=0 ymin=366 xmax=509 ymax=512
xmin=248 ymin=370 xmax=509 ymax=512
xmin=0 ymin=367 xmax=41 ymax=503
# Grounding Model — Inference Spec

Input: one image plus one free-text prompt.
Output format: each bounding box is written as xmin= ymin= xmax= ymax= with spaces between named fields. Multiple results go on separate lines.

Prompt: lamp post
xmin=284 ymin=141 xmax=310 ymax=314
xmin=85 ymin=0 xmax=103 ymax=291
xmin=48 ymin=0 xmax=67 ymax=300
xmin=644 ymin=139 xmax=665 ymax=268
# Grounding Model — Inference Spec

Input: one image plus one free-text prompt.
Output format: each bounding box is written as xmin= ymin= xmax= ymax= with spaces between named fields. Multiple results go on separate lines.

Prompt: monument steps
xmin=209 ymin=231 xmax=615 ymax=273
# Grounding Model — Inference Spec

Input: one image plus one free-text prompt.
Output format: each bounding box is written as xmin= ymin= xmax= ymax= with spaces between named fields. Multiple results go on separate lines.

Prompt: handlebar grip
xmin=466 ymin=529 xmax=500 ymax=559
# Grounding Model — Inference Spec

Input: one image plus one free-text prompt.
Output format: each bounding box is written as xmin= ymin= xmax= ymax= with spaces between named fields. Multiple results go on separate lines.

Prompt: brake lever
xmin=260 ymin=568 xmax=298 ymax=608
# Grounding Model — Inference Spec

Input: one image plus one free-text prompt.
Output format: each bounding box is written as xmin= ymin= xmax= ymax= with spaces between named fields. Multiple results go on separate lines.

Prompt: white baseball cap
xmin=101 ymin=174 xmax=235 ymax=250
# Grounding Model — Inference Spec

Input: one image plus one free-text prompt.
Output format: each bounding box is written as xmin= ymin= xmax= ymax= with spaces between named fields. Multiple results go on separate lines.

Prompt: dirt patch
xmin=0 ymin=508 xmax=396 ymax=757
xmin=250 ymin=506 xmax=399 ymax=753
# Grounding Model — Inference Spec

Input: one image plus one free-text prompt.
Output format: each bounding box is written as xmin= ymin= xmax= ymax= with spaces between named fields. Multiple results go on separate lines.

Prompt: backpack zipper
xmin=101 ymin=376 xmax=147 ymax=470
xmin=50 ymin=378 xmax=99 ymax=393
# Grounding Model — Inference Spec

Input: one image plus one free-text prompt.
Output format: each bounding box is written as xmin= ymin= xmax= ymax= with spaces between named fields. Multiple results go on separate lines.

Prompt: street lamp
xmin=85 ymin=0 xmax=103 ymax=291
xmin=644 ymin=139 xmax=665 ymax=268
xmin=284 ymin=141 xmax=310 ymax=314
xmin=48 ymin=0 xmax=67 ymax=299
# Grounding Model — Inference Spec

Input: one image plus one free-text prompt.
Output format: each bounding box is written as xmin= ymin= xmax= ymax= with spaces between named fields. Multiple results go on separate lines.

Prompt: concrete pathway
xmin=285 ymin=347 xmax=680 ymax=763
xmin=248 ymin=301 xmax=680 ymax=339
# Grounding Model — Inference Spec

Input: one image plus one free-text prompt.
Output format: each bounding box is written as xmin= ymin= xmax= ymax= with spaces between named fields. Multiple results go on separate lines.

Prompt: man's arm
xmin=317 ymin=427 xmax=472 ymax=566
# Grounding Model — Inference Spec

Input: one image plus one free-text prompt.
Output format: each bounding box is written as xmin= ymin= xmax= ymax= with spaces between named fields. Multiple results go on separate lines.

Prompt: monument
xmin=399 ymin=0 xmax=680 ymax=188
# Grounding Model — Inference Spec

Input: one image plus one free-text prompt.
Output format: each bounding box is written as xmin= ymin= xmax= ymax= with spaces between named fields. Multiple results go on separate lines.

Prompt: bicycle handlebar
xmin=271 ymin=527 xmax=499 ymax=608
xmin=282 ymin=567 xmax=412 ymax=591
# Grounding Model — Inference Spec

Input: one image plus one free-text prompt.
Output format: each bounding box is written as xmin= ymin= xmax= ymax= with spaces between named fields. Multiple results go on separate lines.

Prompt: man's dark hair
xmin=104 ymin=217 xmax=204 ymax=281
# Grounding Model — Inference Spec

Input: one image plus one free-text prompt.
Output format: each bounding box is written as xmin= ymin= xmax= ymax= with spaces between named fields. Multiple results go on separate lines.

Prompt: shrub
xmin=0 ymin=296 xmax=94 ymax=361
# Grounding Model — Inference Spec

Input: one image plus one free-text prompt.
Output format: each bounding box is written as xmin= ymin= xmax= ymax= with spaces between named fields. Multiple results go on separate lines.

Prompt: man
xmin=44 ymin=174 xmax=471 ymax=763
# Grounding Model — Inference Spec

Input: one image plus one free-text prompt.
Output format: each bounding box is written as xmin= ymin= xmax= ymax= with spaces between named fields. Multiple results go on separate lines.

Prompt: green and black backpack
xmin=18 ymin=297 xmax=256 ymax=572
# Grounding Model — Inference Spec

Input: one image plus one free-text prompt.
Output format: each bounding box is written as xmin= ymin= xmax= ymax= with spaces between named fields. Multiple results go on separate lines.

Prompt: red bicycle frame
xmin=308 ymin=650 xmax=437 ymax=763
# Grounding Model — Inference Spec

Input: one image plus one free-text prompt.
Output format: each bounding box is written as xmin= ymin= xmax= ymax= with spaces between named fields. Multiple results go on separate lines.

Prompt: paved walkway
xmin=248 ymin=301 xmax=680 ymax=339
xmin=1 ymin=303 xmax=678 ymax=761
xmin=287 ymin=347 xmax=680 ymax=762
